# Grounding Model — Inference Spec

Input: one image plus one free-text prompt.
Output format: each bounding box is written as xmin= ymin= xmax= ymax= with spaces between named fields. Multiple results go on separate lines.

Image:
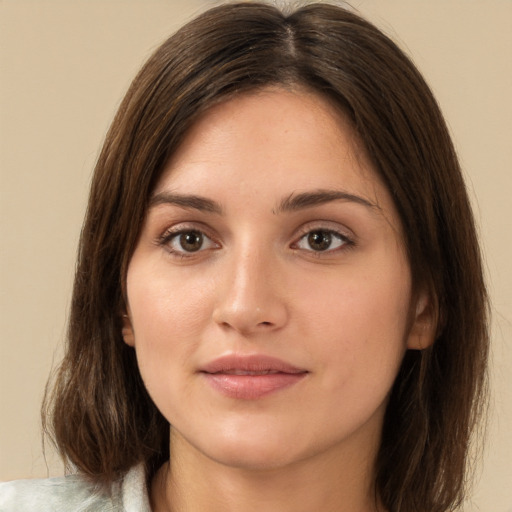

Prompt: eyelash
xmin=292 ymin=226 xmax=355 ymax=255
xmin=157 ymin=223 xmax=355 ymax=259
xmin=157 ymin=225 xmax=219 ymax=258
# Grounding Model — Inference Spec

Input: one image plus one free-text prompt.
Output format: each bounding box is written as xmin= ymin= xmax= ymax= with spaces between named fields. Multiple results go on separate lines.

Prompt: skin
xmin=123 ymin=88 xmax=434 ymax=512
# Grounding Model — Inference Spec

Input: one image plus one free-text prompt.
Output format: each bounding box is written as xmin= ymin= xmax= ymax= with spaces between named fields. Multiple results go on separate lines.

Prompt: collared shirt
xmin=0 ymin=464 xmax=150 ymax=512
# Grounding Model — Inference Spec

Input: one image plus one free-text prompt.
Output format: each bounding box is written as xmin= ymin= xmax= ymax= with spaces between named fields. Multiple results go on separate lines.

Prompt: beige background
xmin=1 ymin=0 xmax=511 ymax=510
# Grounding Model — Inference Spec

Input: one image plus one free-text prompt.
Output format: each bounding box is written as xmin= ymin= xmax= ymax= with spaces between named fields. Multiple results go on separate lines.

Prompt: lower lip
xmin=202 ymin=372 xmax=307 ymax=400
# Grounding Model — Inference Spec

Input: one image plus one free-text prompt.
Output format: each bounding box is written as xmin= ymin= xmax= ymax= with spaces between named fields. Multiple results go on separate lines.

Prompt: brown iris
xmin=179 ymin=231 xmax=203 ymax=252
xmin=307 ymin=231 xmax=332 ymax=251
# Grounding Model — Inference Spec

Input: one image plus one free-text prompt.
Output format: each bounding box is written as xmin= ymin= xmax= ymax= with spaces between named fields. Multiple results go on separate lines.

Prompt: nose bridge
xmin=213 ymin=239 xmax=288 ymax=333
xmin=234 ymin=242 xmax=269 ymax=295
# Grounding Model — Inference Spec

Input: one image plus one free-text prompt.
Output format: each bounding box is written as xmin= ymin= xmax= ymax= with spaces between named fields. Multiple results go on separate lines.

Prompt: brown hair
xmin=43 ymin=3 xmax=489 ymax=511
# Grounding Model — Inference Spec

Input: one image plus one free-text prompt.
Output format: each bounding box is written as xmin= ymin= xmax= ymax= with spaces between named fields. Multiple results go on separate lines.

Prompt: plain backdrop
xmin=1 ymin=1 xmax=511 ymax=510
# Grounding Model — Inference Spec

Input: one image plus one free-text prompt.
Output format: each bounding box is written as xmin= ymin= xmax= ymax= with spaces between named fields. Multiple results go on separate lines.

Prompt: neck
xmin=151 ymin=429 xmax=384 ymax=512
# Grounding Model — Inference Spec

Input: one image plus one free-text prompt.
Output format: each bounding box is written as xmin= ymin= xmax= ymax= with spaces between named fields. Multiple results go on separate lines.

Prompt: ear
xmin=406 ymin=291 xmax=437 ymax=350
xmin=121 ymin=313 xmax=136 ymax=347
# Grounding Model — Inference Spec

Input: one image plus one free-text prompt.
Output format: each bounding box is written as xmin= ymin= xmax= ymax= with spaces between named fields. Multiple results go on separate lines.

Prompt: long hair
xmin=43 ymin=3 xmax=489 ymax=511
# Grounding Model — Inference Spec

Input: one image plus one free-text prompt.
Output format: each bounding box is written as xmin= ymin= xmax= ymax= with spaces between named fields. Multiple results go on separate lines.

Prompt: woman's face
xmin=124 ymin=88 xmax=429 ymax=471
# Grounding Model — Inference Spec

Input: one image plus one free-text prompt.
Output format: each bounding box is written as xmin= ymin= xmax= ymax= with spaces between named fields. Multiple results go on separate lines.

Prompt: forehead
xmin=154 ymin=87 xmax=393 ymax=216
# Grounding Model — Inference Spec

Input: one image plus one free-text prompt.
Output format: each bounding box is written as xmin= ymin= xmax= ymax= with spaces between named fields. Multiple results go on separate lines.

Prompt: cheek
xmin=295 ymin=256 xmax=411 ymax=386
xmin=128 ymin=266 xmax=211 ymax=343
xmin=125 ymin=269 xmax=213 ymax=411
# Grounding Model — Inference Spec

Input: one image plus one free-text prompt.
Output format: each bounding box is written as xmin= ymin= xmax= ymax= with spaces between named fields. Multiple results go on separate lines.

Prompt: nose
xmin=212 ymin=247 xmax=289 ymax=336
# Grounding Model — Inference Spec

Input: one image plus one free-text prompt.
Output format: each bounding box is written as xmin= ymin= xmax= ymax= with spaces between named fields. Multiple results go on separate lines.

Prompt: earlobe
xmin=406 ymin=292 xmax=437 ymax=350
xmin=121 ymin=313 xmax=136 ymax=347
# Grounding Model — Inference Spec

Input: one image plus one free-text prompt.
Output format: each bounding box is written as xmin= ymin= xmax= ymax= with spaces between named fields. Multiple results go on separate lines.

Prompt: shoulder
xmin=0 ymin=474 xmax=114 ymax=512
xmin=0 ymin=473 xmax=113 ymax=512
xmin=0 ymin=464 xmax=150 ymax=512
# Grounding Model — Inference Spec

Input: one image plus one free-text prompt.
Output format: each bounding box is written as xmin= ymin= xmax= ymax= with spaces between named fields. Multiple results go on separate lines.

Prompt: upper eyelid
xmin=293 ymin=220 xmax=355 ymax=240
xmin=158 ymin=226 xmax=220 ymax=257
xmin=155 ymin=223 xmax=219 ymax=252
xmin=292 ymin=229 xmax=351 ymax=248
xmin=155 ymin=220 xmax=355 ymax=247
xmin=297 ymin=229 xmax=349 ymax=241
xmin=159 ymin=222 xmax=216 ymax=239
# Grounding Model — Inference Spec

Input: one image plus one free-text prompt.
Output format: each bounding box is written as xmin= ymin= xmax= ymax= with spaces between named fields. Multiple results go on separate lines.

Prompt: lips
xmin=199 ymin=354 xmax=308 ymax=399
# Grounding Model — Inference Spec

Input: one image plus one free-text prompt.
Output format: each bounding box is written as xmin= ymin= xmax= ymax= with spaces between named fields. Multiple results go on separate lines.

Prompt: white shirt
xmin=0 ymin=464 xmax=151 ymax=512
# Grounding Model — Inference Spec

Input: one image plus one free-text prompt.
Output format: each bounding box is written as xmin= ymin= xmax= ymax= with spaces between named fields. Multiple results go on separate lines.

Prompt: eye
xmin=295 ymin=229 xmax=349 ymax=252
xmin=164 ymin=229 xmax=217 ymax=254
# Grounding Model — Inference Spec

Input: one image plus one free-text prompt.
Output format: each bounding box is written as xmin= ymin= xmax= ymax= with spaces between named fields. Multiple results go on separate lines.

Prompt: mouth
xmin=199 ymin=354 xmax=308 ymax=400
xmin=216 ymin=369 xmax=284 ymax=375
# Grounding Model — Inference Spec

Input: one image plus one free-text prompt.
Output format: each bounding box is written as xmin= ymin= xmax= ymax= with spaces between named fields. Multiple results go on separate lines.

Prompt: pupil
xmin=308 ymin=231 xmax=332 ymax=251
xmin=180 ymin=231 xmax=203 ymax=252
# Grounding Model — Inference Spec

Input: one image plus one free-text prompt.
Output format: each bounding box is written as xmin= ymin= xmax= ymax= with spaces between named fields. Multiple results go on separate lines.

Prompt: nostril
xmin=213 ymin=302 xmax=288 ymax=334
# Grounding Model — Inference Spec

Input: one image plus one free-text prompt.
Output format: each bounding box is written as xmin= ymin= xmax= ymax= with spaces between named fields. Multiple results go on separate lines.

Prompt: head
xmin=45 ymin=3 xmax=488 ymax=511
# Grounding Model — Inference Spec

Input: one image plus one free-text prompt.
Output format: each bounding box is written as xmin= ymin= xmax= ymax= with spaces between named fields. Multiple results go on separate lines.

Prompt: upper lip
xmin=200 ymin=354 xmax=308 ymax=375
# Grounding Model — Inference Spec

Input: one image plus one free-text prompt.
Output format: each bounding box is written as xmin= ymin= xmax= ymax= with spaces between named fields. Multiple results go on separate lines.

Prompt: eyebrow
xmin=149 ymin=188 xmax=379 ymax=216
xmin=273 ymin=189 xmax=380 ymax=214
xmin=149 ymin=192 xmax=223 ymax=214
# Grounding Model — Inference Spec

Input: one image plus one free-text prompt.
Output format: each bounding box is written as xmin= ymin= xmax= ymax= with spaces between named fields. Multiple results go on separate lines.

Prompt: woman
xmin=0 ymin=2 xmax=488 ymax=511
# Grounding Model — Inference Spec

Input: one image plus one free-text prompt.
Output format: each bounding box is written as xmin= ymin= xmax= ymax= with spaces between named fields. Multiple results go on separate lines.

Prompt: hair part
xmin=43 ymin=3 xmax=489 ymax=511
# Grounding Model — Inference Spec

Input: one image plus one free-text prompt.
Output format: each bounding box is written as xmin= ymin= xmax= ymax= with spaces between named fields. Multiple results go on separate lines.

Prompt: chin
xmin=186 ymin=424 xmax=310 ymax=471
xmin=206 ymin=443 xmax=302 ymax=472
